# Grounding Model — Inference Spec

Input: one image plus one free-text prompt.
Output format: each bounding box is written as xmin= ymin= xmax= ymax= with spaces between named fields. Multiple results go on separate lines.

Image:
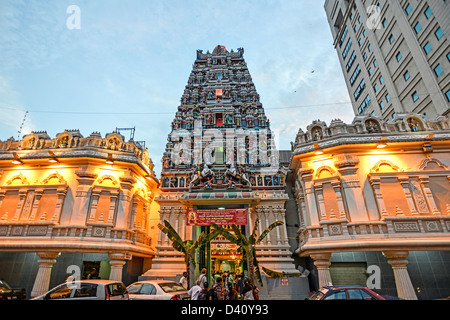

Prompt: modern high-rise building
xmin=324 ymin=0 xmax=450 ymax=121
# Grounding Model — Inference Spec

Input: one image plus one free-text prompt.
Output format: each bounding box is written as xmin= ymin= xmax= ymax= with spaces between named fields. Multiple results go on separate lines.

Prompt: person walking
xmin=188 ymin=280 xmax=202 ymax=300
xmin=179 ymin=271 xmax=188 ymax=289
xmin=197 ymin=268 xmax=207 ymax=289
xmin=242 ymin=278 xmax=259 ymax=300
xmin=198 ymin=281 xmax=211 ymax=300
xmin=236 ymin=274 xmax=244 ymax=299
xmin=211 ymin=276 xmax=226 ymax=300
xmin=227 ymin=282 xmax=238 ymax=300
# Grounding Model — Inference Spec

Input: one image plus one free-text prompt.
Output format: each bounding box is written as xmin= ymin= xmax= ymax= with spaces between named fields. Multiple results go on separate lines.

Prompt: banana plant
xmin=158 ymin=220 xmax=220 ymax=288
xmin=210 ymin=218 xmax=283 ymax=286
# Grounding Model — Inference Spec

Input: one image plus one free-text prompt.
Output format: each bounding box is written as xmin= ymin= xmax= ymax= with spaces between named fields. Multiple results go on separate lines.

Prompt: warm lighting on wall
xmin=313 ymin=143 xmax=324 ymax=155
xmin=12 ymin=153 xmax=23 ymax=165
xmin=377 ymin=137 xmax=387 ymax=149
xmin=48 ymin=151 xmax=59 ymax=163
xmin=106 ymin=154 xmax=114 ymax=165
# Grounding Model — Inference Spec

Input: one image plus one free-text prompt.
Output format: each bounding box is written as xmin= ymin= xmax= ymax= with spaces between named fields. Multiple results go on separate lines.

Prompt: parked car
xmin=31 ymin=279 xmax=128 ymax=300
xmin=0 ymin=279 xmax=26 ymax=300
xmin=306 ymin=285 xmax=402 ymax=300
xmin=127 ymin=280 xmax=190 ymax=300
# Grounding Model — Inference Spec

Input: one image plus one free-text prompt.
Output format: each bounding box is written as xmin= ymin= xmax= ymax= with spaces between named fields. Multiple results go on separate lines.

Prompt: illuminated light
xmin=47 ymin=151 xmax=59 ymax=163
xmin=12 ymin=153 xmax=23 ymax=165
xmin=144 ymin=175 xmax=152 ymax=180
xmin=377 ymin=137 xmax=387 ymax=149
xmin=105 ymin=154 xmax=114 ymax=165
xmin=313 ymin=143 xmax=324 ymax=155
xmin=218 ymin=207 xmax=225 ymax=210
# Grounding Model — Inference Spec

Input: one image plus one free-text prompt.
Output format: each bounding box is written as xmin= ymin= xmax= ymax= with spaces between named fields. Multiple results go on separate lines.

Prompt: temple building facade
xmin=140 ymin=45 xmax=308 ymax=299
xmin=291 ymin=113 xmax=450 ymax=299
xmin=1 ymin=45 xmax=449 ymax=301
xmin=0 ymin=130 xmax=159 ymax=298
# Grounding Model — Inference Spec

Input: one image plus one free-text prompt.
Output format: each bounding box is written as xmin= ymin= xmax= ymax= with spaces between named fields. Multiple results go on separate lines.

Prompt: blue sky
xmin=0 ymin=0 xmax=354 ymax=175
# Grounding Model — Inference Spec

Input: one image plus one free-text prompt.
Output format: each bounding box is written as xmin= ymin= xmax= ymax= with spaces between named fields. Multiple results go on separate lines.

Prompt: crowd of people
xmin=183 ymin=268 xmax=260 ymax=300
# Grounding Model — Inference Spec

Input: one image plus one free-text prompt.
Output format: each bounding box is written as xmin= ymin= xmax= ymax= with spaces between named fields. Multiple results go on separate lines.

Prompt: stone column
xmin=398 ymin=176 xmax=419 ymax=215
xmin=28 ymin=189 xmax=43 ymax=221
xmin=87 ymin=189 xmax=101 ymax=222
xmin=12 ymin=190 xmax=28 ymax=221
xmin=314 ymin=182 xmax=327 ymax=220
xmin=299 ymin=168 xmax=320 ymax=226
xmin=106 ymin=189 xmax=119 ymax=225
xmin=108 ymin=253 xmax=127 ymax=282
xmin=331 ymin=181 xmax=347 ymax=219
xmin=52 ymin=186 xmax=68 ymax=222
xmin=31 ymin=252 xmax=60 ymax=298
xmin=369 ymin=176 xmax=388 ymax=217
xmin=310 ymin=252 xmax=332 ymax=288
xmin=116 ymin=177 xmax=134 ymax=229
xmin=339 ymin=167 xmax=368 ymax=222
xmin=70 ymin=170 xmax=97 ymax=225
xmin=383 ymin=250 xmax=418 ymax=300
xmin=418 ymin=176 xmax=440 ymax=215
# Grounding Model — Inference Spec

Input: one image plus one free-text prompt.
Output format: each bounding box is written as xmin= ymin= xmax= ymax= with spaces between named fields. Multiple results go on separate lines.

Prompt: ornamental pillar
xmin=314 ymin=182 xmax=327 ymax=221
xmin=397 ymin=176 xmax=418 ymax=215
xmin=369 ymin=176 xmax=388 ymax=217
xmin=310 ymin=252 xmax=332 ymax=288
xmin=338 ymin=166 xmax=368 ymax=222
xmin=108 ymin=253 xmax=127 ymax=282
xmin=383 ymin=250 xmax=418 ymax=300
xmin=298 ymin=168 xmax=320 ymax=226
xmin=418 ymin=176 xmax=440 ymax=215
xmin=30 ymin=252 xmax=60 ymax=298
xmin=331 ymin=181 xmax=347 ymax=219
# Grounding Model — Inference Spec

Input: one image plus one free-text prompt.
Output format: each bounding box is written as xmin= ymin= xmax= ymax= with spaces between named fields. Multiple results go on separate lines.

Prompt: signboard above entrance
xmin=187 ymin=209 xmax=247 ymax=226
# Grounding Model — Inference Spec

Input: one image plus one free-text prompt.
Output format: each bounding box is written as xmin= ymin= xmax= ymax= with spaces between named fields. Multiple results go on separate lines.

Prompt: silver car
xmin=31 ymin=279 xmax=129 ymax=300
xmin=127 ymin=280 xmax=190 ymax=300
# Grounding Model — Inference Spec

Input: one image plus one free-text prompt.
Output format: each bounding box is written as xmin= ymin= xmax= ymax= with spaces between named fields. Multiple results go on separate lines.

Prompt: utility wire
xmin=0 ymin=102 xmax=352 ymax=115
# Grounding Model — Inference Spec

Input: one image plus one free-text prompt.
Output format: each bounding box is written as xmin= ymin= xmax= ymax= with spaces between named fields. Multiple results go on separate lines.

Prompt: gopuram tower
xmin=142 ymin=46 xmax=306 ymax=299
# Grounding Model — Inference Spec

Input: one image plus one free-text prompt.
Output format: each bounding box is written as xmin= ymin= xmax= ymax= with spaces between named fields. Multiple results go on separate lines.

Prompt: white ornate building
xmin=291 ymin=113 xmax=450 ymax=299
xmin=0 ymin=130 xmax=159 ymax=298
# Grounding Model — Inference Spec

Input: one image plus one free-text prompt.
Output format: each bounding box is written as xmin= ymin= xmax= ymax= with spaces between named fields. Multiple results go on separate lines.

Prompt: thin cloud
xmin=0 ymin=1 xmax=354 ymax=176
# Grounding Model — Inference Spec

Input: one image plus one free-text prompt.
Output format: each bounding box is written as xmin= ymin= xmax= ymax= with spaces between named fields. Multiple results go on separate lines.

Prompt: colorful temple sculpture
xmin=141 ymin=46 xmax=306 ymax=299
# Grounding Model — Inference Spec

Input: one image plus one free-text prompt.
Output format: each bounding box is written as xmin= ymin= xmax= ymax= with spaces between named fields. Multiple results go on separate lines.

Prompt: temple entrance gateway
xmin=193 ymin=206 xmax=248 ymax=284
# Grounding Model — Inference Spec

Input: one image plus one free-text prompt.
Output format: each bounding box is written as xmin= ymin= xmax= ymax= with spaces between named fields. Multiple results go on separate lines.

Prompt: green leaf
xmin=261 ymin=266 xmax=301 ymax=278
xmin=158 ymin=221 xmax=186 ymax=253
xmin=249 ymin=218 xmax=260 ymax=245
xmin=252 ymin=247 xmax=263 ymax=286
xmin=163 ymin=220 xmax=184 ymax=245
xmin=210 ymin=223 xmax=238 ymax=243
xmin=256 ymin=221 xmax=283 ymax=244
xmin=231 ymin=224 xmax=248 ymax=246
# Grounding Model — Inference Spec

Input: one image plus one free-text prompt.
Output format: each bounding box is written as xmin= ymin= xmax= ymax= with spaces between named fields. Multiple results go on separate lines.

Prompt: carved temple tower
xmin=142 ymin=46 xmax=306 ymax=298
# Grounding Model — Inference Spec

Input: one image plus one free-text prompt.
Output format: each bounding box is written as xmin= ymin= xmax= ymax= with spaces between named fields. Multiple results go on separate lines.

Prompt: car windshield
xmin=0 ymin=280 xmax=12 ymax=291
xmin=159 ymin=282 xmax=186 ymax=293
xmin=308 ymin=288 xmax=329 ymax=300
